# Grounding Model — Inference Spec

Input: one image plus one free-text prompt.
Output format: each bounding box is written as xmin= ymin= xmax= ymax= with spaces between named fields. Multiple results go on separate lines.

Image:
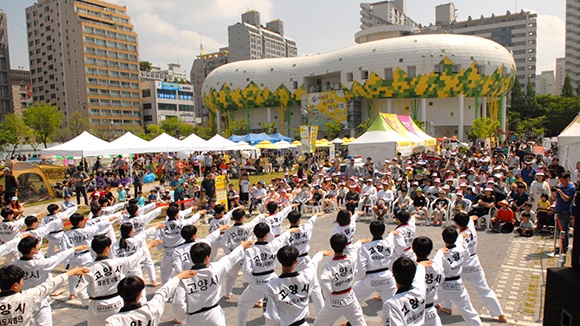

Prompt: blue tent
xmin=268 ymin=133 xmax=292 ymax=142
xmin=228 ymin=133 xmax=275 ymax=145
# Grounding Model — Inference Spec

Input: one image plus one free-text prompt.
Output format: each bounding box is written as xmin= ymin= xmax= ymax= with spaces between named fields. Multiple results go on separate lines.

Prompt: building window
xmin=346 ymin=72 xmax=353 ymax=82
xmin=452 ymin=65 xmax=461 ymax=74
xmin=293 ymin=81 xmax=298 ymax=90
xmin=384 ymin=68 xmax=393 ymax=80
xmin=407 ymin=66 xmax=416 ymax=78
xmin=361 ymin=70 xmax=369 ymax=80
xmin=434 ymin=65 xmax=443 ymax=74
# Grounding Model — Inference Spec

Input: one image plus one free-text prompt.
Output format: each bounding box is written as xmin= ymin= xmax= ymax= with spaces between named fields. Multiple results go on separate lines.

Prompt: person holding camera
xmin=551 ymin=172 xmax=575 ymax=254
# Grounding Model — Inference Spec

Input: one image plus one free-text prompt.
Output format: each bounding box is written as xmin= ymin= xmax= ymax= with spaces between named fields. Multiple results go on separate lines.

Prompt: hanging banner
xmin=215 ymin=175 xmax=228 ymax=206
xmin=300 ymin=126 xmax=310 ymax=153
xmin=329 ymin=144 xmax=336 ymax=160
xmin=310 ymin=126 xmax=318 ymax=153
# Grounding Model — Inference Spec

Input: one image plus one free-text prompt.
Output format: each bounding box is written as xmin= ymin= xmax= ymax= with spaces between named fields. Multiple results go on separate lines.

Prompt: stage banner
xmin=310 ymin=126 xmax=318 ymax=153
xmin=301 ymin=126 xmax=310 ymax=153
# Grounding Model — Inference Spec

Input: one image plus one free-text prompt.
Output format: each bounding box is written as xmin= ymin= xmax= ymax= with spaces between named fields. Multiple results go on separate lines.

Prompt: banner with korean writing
xmin=307 ymin=90 xmax=348 ymax=127
xmin=309 ymin=126 xmax=318 ymax=153
xmin=215 ymin=175 xmax=228 ymax=206
xmin=300 ymin=126 xmax=310 ymax=153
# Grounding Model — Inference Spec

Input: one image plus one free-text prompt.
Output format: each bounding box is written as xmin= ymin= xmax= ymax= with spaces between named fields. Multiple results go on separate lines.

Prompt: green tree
xmin=291 ymin=127 xmax=301 ymax=141
xmin=259 ymin=121 xmax=277 ymax=134
xmin=160 ymin=117 xmax=194 ymax=139
xmin=467 ymin=117 xmax=500 ymax=142
xmin=324 ymin=121 xmax=345 ymax=139
xmin=139 ymin=60 xmax=153 ymax=72
xmin=142 ymin=124 xmax=163 ymax=140
xmin=0 ymin=114 xmax=31 ymax=155
xmin=193 ymin=125 xmax=215 ymax=140
xmin=525 ymin=81 xmax=540 ymax=117
xmin=562 ymin=74 xmax=575 ymax=97
xmin=576 ymin=82 xmax=580 ymax=97
xmin=55 ymin=111 xmax=90 ymax=142
xmin=510 ymin=79 xmax=526 ymax=113
xmin=355 ymin=118 xmax=372 ymax=137
xmin=22 ymin=102 xmax=64 ymax=148
xmin=229 ymin=119 xmax=249 ymax=137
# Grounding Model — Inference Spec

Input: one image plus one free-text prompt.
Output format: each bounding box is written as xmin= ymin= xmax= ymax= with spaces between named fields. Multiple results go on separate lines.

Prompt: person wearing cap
xmin=410 ymin=188 xmax=430 ymax=221
xmin=529 ymin=171 xmax=550 ymax=212
xmin=521 ymin=161 xmax=536 ymax=187
xmin=469 ymin=187 xmax=496 ymax=218
xmin=250 ymin=181 xmax=268 ymax=214
xmin=511 ymin=184 xmax=529 ymax=222
xmin=491 ymin=200 xmax=515 ymax=233
xmin=116 ymin=184 xmax=128 ymax=203
xmin=0 ymin=167 xmax=18 ymax=205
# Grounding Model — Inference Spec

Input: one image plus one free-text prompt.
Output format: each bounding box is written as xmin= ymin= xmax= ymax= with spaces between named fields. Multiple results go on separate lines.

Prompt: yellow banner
xmin=215 ymin=175 xmax=228 ymax=206
xmin=310 ymin=126 xmax=318 ymax=153
xmin=307 ymin=90 xmax=348 ymax=127
xmin=300 ymin=126 xmax=310 ymax=153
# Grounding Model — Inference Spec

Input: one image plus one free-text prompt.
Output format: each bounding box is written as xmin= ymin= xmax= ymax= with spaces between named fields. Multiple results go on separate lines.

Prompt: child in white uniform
xmin=412 ymin=236 xmax=444 ymax=326
xmin=333 ymin=209 xmax=361 ymax=245
xmin=38 ymin=204 xmax=78 ymax=256
xmin=314 ymin=234 xmax=368 ymax=326
xmin=393 ymin=210 xmax=416 ymax=260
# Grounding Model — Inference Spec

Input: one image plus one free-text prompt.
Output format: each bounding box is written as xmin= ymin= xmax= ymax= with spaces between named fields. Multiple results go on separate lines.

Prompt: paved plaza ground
xmin=32 ymin=204 xmax=563 ymax=326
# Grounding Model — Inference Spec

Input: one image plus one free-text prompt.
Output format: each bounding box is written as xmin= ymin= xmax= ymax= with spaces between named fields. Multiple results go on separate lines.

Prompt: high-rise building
xmin=227 ymin=10 xmax=298 ymax=62
xmin=141 ymin=80 xmax=195 ymax=126
xmin=436 ymin=4 xmax=537 ymax=89
xmin=26 ymin=0 xmax=142 ymax=135
xmin=536 ymin=70 xmax=556 ymax=95
xmin=10 ymin=69 xmax=33 ymax=116
xmin=191 ymin=10 xmax=298 ymax=123
xmin=0 ymin=9 xmax=13 ymax=119
xmin=566 ymin=0 xmax=580 ymax=85
xmin=356 ymin=1 xmax=419 ymax=43
xmin=556 ymin=57 xmax=566 ymax=95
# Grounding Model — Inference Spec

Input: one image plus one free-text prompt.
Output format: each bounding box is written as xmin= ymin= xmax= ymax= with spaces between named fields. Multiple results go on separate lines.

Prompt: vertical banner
xmin=215 ymin=175 xmax=228 ymax=206
xmin=329 ymin=143 xmax=336 ymax=160
xmin=310 ymin=126 xmax=318 ymax=153
xmin=300 ymin=126 xmax=310 ymax=153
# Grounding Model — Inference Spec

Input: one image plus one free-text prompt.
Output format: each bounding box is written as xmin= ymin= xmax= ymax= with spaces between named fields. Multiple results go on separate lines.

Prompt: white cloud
xmin=536 ymin=14 xmax=565 ymax=72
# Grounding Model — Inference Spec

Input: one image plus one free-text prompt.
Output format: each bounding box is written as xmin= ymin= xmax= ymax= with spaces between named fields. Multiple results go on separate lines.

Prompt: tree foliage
xmin=0 ymin=114 xmax=31 ymax=154
xmin=22 ymin=101 xmax=64 ymax=148
xmin=139 ymin=61 xmax=153 ymax=72
xmin=55 ymin=111 xmax=89 ymax=142
xmin=228 ymin=119 xmax=249 ymax=137
xmin=562 ymin=74 xmax=574 ymax=98
xmin=355 ymin=118 xmax=372 ymax=137
xmin=467 ymin=117 xmax=500 ymax=142
xmin=159 ymin=117 xmax=194 ymax=139
xmin=259 ymin=121 xmax=277 ymax=134
xmin=324 ymin=121 xmax=345 ymax=139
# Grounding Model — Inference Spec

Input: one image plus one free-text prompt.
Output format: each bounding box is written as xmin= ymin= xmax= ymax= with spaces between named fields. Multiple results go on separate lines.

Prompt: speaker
xmin=543 ymin=267 xmax=580 ymax=326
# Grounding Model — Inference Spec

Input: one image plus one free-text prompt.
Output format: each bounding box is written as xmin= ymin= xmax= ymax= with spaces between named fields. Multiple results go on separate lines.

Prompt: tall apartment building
xmin=356 ymin=1 xmax=419 ymax=43
xmin=536 ymin=70 xmax=556 ymax=95
xmin=566 ymin=0 xmax=580 ymax=85
xmin=436 ymin=4 xmax=537 ymax=89
xmin=26 ymin=0 xmax=142 ymax=135
xmin=10 ymin=69 xmax=33 ymax=115
xmin=227 ymin=10 xmax=298 ymax=62
xmin=555 ymin=57 xmax=566 ymax=95
xmin=0 ymin=9 xmax=13 ymax=119
xmin=141 ymin=80 xmax=195 ymax=126
xmin=191 ymin=10 xmax=298 ymax=123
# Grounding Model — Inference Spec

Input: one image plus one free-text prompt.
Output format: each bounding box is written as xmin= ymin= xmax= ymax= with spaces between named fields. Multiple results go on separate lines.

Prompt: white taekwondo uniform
xmin=237 ymin=230 xmax=293 ymax=326
xmin=394 ymin=215 xmax=416 ymax=261
xmin=333 ymin=212 xmax=360 ymax=245
xmin=0 ymin=218 xmax=26 ymax=263
xmin=314 ymin=241 xmax=367 ymax=326
xmin=436 ymin=239 xmax=482 ymax=326
xmin=39 ymin=206 xmax=78 ymax=256
xmin=264 ymin=252 xmax=324 ymax=326
xmin=382 ymin=264 xmax=427 ymax=326
xmin=0 ymin=273 xmax=70 ymax=326
xmin=421 ymin=251 xmax=444 ymax=326
xmin=0 ymin=236 xmax=20 ymax=258
xmin=112 ymin=226 xmax=157 ymax=283
xmin=263 ymin=205 xmax=293 ymax=238
xmin=353 ymin=232 xmax=401 ymax=303
xmin=12 ymin=248 xmax=75 ymax=326
xmin=180 ymin=245 xmax=246 ymax=325
xmin=208 ymin=208 xmax=235 ymax=260
xmin=157 ymin=208 xmax=201 ymax=284
xmin=439 ymin=219 xmax=504 ymax=318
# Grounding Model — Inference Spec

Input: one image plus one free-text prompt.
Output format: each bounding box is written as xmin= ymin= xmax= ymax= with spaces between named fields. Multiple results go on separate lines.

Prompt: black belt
xmin=252 ymin=270 xmax=274 ymax=276
xmin=426 ymin=302 xmax=434 ymax=308
xmin=298 ymin=252 xmax=309 ymax=258
xmin=470 ymin=252 xmax=477 ymax=257
xmin=289 ymin=318 xmax=306 ymax=326
xmin=189 ymin=303 xmax=218 ymax=315
xmin=444 ymin=276 xmax=460 ymax=282
xmin=49 ymin=230 xmax=63 ymax=234
xmin=75 ymin=250 xmax=89 ymax=255
xmin=366 ymin=267 xmax=389 ymax=275
xmin=90 ymin=293 xmax=118 ymax=301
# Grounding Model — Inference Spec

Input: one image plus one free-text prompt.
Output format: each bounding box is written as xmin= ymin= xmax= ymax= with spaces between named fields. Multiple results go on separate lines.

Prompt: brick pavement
xmin=42 ymin=212 xmax=559 ymax=325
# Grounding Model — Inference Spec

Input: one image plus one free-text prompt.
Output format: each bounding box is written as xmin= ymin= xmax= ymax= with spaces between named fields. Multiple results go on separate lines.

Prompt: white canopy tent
xmin=348 ymin=116 xmax=414 ymax=162
xmin=276 ymin=140 xmax=296 ymax=149
xmin=41 ymin=131 xmax=111 ymax=157
xmin=100 ymin=132 xmax=152 ymax=155
xmin=198 ymin=134 xmax=237 ymax=151
xmin=180 ymin=133 xmax=207 ymax=151
xmin=147 ymin=133 xmax=184 ymax=153
xmin=558 ymin=113 xmax=580 ymax=173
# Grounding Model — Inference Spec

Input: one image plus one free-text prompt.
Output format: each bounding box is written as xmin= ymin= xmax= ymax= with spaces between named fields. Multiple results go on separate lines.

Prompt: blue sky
xmin=0 ymin=0 xmax=565 ymax=73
